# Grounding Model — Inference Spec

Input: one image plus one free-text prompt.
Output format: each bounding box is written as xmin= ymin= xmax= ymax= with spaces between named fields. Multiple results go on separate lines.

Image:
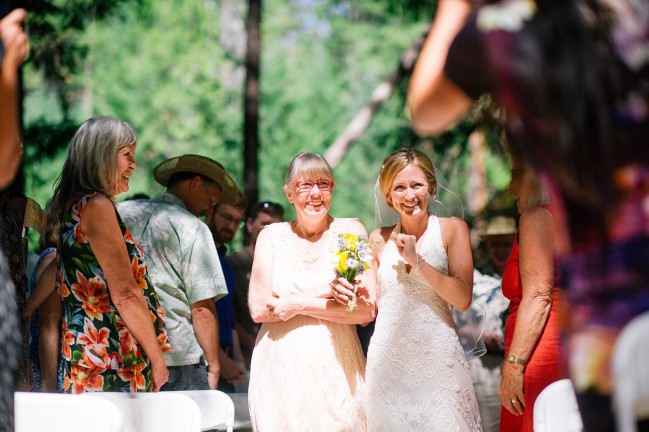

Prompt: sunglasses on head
xmin=250 ymin=201 xmax=284 ymax=218
xmin=257 ymin=201 xmax=282 ymax=210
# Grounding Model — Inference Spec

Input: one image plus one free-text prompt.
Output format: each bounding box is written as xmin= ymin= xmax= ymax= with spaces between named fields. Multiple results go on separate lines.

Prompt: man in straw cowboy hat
xmin=119 ymin=154 xmax=241 ymax=391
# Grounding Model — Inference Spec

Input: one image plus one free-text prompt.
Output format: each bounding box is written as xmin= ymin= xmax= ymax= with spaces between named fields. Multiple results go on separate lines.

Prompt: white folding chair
xmin=613 ymin=311 xmax=649 ymax=432
xmin=533 ymin=379 xmax=583 ymax=432
xmin=229 ymin=393 xmax=252 ymax=431
xmin=83 ymin=392 xmax=201 ymax=432
xmin=15 ymin=391 xmax=123 ymax=432
xmin=175 ymin=390 xmax=235 ymax=432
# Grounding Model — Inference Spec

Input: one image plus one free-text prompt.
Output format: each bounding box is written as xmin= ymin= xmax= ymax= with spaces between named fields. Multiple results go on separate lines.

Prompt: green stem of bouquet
xmin=341 ymin=270 xmax=359 ymax=312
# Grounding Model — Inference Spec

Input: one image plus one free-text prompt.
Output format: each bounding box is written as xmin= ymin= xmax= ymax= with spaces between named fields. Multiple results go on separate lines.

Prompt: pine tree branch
xmin=324 ymin=23 xmax=432 ymax=168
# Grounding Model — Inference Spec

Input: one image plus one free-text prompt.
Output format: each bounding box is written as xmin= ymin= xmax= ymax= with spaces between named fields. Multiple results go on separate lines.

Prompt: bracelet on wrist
xmin=506 ymin=354 xmax=527 ymax=367
xmin=415 ymin=254 xmax=423 ymax=273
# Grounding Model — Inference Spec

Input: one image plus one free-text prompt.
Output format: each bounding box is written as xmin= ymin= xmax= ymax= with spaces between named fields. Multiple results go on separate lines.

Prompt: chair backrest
xmin=175 ymin=390 xmax=235 ymax=432
xmin=83 ymin=392 xmax=201 ymax=432
xmin=612 ymin=311 xmax=649 ymax=432
xmin=15 ymin=392 xmax=123 ymax=432
xmin=229 ymin=392 xmax=252 ymax=430
xmin=533 ymin=379 xmax=583 ymax=432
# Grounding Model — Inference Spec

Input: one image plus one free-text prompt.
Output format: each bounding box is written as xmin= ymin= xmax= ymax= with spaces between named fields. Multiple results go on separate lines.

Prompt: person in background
xmin=0 ymin=7 xmax=27 ymax=189
xmin=205 ymin=197 xmax=248 ymax=392
xmin=119 ymin=154 xmax=239 ymax=391
xmin=5 ymin=190 xmax=39 ymax=288
xmin=248 ymin=152 xmax=375 ymax=431
xmin=479 ymin=216 xmax=516 ymax=279
xmin=227 ymin=200 xmax=284 ymax=369
xmin=0 ymin=8 xmax=28 ymax=429
xmin=407 ymin=1 xmax=649 ymax=428
xmin=467 ymin=215 xmax=516 ymax=432
xmin=125 ymin=192 xmax=150 ymax=201
xmin=498 ymin=155 xmax=563 ymax=431
xmin=26 ymin=201 xmax=61 ymax=392
xmin=0 ymin=189 xmax=30 ymax=390
xmin=52 ymin=116 xmax=171 ymax=393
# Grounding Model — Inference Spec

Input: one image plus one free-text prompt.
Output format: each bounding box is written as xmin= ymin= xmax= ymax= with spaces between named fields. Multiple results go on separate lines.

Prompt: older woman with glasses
xmin=247 ymin=152 xmax=376 ymax=431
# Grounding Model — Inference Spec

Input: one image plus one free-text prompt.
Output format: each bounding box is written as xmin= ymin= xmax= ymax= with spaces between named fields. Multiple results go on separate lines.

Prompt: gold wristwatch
xmin=506 ymin=354 xmax=528 ymax=367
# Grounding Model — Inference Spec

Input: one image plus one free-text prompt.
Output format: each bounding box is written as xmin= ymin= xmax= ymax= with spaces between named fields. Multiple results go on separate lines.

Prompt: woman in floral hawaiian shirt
xmin=52 ymin=116 xmax=171 ymax=393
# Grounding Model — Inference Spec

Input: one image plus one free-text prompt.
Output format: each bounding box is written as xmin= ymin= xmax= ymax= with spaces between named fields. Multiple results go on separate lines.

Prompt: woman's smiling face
xmin=291 ymin=178 xmax=333 ymax=219
xmin=112 ymin=144 xmax=137 ymax=196
xmin=389 ymin=164 xmax=430 ymax=218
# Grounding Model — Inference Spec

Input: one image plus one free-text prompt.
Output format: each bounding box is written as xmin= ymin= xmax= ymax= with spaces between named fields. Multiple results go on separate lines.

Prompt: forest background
xmin=18 ymin=0 xmax=512 ymax=252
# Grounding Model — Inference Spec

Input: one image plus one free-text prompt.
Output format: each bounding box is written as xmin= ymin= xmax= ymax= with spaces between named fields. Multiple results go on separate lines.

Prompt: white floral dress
xmin=248 ymin=218 xmax=367 ymax=432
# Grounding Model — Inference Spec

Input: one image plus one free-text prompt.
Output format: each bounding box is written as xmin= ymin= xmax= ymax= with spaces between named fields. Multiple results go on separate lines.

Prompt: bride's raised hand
xmin=391 ymin=232 xmax=418 ymax=266
xmin=330 ymin=276 xmax=356 ymax=305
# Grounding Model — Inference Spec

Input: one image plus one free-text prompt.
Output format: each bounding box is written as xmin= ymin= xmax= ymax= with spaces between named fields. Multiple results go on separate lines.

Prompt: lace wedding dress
xmin=248 ymin=218 xmax=367 ymax=432
xmin=365 ymin=215 xmax=482 ymax=431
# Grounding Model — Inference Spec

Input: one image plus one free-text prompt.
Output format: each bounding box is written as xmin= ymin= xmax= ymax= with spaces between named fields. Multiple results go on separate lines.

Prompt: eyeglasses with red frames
xmin=294 ymin=179 xmax=334 ymax=193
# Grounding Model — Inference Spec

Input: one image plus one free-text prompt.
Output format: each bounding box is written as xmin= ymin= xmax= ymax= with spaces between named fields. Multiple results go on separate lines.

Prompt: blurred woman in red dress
xmin=499 ymin=155 xmax=563 ymax=431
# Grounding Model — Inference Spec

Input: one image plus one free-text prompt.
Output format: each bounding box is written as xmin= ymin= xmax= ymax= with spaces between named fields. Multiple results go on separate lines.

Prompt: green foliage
xmin=259 ymin=0 xmax=439 ymax=226
xmin=22 ymin=0 xmax=510 ymax=251
xmin=328 ymin=0 xmax=438 ymax=23
xmin=81 ymin=1 xmax=244 ymax=196
xmin=23 ymin=0 xmax=149 ymax=118
xmin=24 ymin=0 xmax=245 ymax=208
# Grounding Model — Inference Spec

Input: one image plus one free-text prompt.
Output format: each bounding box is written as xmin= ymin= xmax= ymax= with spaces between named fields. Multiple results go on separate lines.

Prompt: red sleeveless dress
xmin=500 ymin=212 xmax=564 ymax=431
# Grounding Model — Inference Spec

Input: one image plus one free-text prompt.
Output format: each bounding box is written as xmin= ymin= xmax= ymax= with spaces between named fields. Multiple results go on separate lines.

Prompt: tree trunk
xmin=243 ymin=0 xmax=261 ymax=204
xmin=324 ymin=23 xmax=432 ymax=168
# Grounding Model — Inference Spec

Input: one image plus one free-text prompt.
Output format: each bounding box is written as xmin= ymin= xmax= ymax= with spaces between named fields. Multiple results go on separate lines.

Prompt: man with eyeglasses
xmin=118 ymin=154 xmax=240 ymax=392
xmin=227 ymin=201 xmax=284 ymax=369
xmin=205 ymin=198 xmax=248 ymax=392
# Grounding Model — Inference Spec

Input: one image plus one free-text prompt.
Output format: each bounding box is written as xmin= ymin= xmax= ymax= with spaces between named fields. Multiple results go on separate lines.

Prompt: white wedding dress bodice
xmin=248 ymin=218 xmax=367 ymax=432
xmin=365 ymin=215 xmax=482 ymax=431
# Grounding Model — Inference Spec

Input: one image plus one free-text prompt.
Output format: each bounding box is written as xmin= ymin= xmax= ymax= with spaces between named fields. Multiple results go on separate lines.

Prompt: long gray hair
xmin=53 ymin=116 xmax=136 ymax=214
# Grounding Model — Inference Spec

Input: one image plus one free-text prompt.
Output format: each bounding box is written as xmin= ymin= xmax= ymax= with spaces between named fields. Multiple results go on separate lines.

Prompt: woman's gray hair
xmin=53 ymin=116 xmax=136 ymax=213
xmin=283 ymin=152 xmax=335 ymax=189
xmin=73 ymin=116 xmax=136 ymax=192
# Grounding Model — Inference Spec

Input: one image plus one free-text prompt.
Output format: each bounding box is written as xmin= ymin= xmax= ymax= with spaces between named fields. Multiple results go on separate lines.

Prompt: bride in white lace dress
xmin=248 ymin=152 xmax=376 ymax=432
xmin=364 ymin=148 xmax=481 ymax=431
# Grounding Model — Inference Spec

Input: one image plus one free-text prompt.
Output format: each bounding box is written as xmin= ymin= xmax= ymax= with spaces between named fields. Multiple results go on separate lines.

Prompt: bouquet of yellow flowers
xmin=335 ymin=233 xmax=372 ymax=312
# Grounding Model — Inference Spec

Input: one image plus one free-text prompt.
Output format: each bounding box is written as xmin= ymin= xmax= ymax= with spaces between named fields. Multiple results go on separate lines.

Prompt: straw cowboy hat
xmin=154 ymin=154 xmax=240 ymax=204
xmin=481 ymin=215 xmax=517 ymax=237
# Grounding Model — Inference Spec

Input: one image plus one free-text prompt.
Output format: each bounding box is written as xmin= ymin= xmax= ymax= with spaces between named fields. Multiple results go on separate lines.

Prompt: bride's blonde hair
xmin=379 ymin=148 xmax=437 ymax=208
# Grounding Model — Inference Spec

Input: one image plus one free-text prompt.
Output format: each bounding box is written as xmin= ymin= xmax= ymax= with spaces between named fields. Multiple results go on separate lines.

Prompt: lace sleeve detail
xmin=266 ymin=222 xmax=289 ymax=250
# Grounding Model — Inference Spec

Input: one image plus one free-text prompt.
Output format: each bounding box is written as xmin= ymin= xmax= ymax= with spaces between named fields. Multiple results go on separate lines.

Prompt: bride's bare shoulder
xmin=437 ymin=216 xmax=468 ymax=232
